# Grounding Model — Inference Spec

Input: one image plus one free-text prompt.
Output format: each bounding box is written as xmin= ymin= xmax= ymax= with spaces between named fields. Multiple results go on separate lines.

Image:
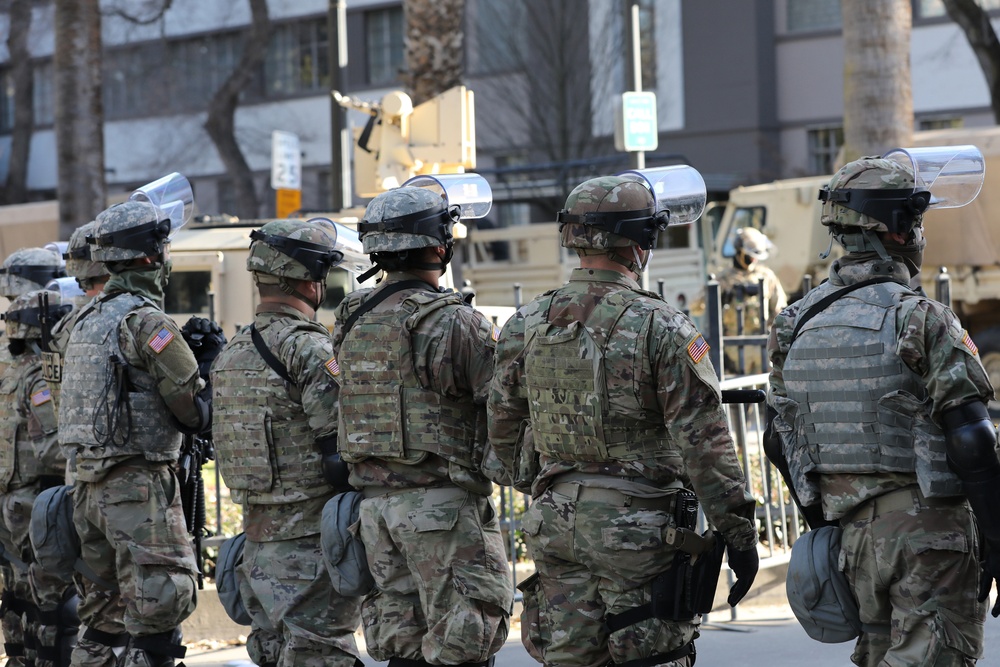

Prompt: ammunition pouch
xmin=605 ymin=490 xmax=726 ymax=630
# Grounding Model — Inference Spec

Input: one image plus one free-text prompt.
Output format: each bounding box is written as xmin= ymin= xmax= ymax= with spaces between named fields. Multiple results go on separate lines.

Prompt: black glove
xmin=979 ymin=541 xmax=1000 ymax=617
xmin=726 ymin=544 xmax=759 ymax=607
xmin=182 ymin=316 xmax=227 ymax=379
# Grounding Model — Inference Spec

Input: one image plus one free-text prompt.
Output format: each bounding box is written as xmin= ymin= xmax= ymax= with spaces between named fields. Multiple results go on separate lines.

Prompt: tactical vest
xmin=212 ymin=321 xmax=333 ymax=505
xmin=0 ymin=355 xmax=50 ymax=492
xmin=523 ymin=289 xmax=673 ymax=463
xmin=338 ymin=290 xmax=478 ymax=467
xmin=782 ymin=281 xmax=962 ymax=498
xmin=58 ymin=293 xmax=180 ymax=461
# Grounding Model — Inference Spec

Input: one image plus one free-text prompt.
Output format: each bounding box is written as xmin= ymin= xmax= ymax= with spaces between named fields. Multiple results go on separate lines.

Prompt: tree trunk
xmin=404 ymin=0 xmax=465 ymax=105
xmin=53 ymin=0 xmax=106 ymax=240
xmin=942 ymin=0 xmax=1000 ymax=124
xmin=841 ymin=0 xmax=913 ymax=164
xmin=203 ymin=0 xmax=271 ymax=220
xmin=3 ymin=0 xmax=34 ymax=205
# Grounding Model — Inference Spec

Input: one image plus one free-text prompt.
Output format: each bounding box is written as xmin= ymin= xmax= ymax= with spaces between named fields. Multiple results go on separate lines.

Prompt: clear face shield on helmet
xmin=130 ymin=172 xmax=195 ymax=236
xmin=44 ymin=242 xmax=69 ymax=272
xmin=882 ymin=145 xmax=985 ymax=211
xmin=45 ymin=276 xmax=86 ymax=301
xmin=295 ymin=218 xmax=374 ymax=277
xmin=613 ymin=165 xmax=708 ymax=257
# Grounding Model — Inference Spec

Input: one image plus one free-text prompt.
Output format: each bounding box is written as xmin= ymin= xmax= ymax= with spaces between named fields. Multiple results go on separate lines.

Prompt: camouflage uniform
xmin=767 ymin=158 xmax=994 ymax=666
xmin=333 ymin=187 xmax=512 ymax=665
xmin=59 ymin=202 xmax=205 ymax=667
xmin=211 ymin=218 xmax=362 ymax=667
xmin=0 ymin=249 xmax=65 ymax=667
xmin=488 ymin=177 xmax=758 ymax=667
xmin=690 ymin=230 xmax=787 ymax=375
xmin=0 ymin=302 xmax=66 ymax=667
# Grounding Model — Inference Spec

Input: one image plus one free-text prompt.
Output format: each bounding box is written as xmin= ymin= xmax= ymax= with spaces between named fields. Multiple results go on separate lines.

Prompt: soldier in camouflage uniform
xmin=691 ymin=227 xmax=786 ymax=374
xmin=766 ymin=156 xmax=999 ymax=666
xmin=58 ymin=200 xmax=220 ymax=667
xmin=333 ymin=186 xmax=512 ymax=667
xmin=0 ymin=289 xmax=74 ymax=667
xmin=211 ymin=219 xmax=362 ymax=667
xmin=487 ymin=175 xmax=759 ymax=667
xmin=0 ymin=248 xmax=65 ymax=667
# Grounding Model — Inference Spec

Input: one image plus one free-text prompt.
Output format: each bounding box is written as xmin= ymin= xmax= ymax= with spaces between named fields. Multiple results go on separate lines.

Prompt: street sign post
xmin=272 ymin=130 xmax=302 ymax=218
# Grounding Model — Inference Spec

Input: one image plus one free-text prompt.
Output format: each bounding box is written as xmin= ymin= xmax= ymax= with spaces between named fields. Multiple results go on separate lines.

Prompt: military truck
xmin=704 ymin=126 xmax=1000 ymax=409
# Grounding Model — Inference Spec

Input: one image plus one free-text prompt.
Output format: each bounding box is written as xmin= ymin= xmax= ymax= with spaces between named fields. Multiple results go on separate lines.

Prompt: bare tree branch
xmin=102 ymin=0 xmax=173 ymax=26
xmin=203 ymin=0 xmax=271 ymax=219
xmin=942 ymin=0 xmax=1000 ymax=123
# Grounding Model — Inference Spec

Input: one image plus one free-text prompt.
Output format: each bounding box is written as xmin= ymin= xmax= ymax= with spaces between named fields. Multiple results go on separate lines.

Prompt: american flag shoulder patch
xmin=147 ymin=327 xmax=175 ymax=354
xmin=31 ymin=388 xmax=52 ymax=406
xmin=687 ymin=335 xmax=710 ymax=364
xmin=325 ymin=356 xmax=341 ymax=377
xmin=961 ymin=330 xmax=979 ymax=356
xmin=491 ymin=325 xmax=501 ymax=342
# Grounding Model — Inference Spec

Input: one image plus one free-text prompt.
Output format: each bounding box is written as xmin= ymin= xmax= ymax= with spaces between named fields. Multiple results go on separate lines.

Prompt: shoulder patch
xmin=491 ymin=325 xmax=501 ymax=342
xmin=31 ymin=387 xmax=52 ymax=406
xmin=687 ymin=335 xmax=710 ymax=364
xmin=961 ymin=330 xmax=979 ymax=356
xmin=147 ymin=327 xmax=175 ymax=354
xmin=324 ymin=356 xmax=341 ymax=377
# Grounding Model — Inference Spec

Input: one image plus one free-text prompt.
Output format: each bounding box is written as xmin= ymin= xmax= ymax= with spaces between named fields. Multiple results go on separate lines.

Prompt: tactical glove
xmin=181 ymin=316 xmax=227 ymax=379
xmin=979 ymin=541 xmax=1000 ymax=617
xmin=726 ymin=543 xmax=759 ymax=607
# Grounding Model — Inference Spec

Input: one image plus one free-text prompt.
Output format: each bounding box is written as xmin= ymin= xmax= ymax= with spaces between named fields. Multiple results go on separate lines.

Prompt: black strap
xmin=340 ymin=280 xmax=433 ymax=342
xmin=790 ymin=277 xmax=898 ymax=342
xmin=614 ymin=641 xmax=695 ymax=667
xmin=132 ymin=633 xmax=187 ymax=659
xmin=74 ymin=558 xmax=120 ymax=593
xmin=605 ymin=603 xmax=657 ymax=633
xmin=82 ymin=628 xmax=129 ymax=648
xmin=4 ymin=643 xmax=24 ymax=656
xmin=250 ymin=325 xmax=294 ymax=384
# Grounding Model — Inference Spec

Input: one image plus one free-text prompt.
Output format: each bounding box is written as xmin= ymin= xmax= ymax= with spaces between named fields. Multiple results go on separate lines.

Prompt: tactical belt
xmin=840 ymin=485 xmax=964 ymax=527
xmin=614 ymin=641 xmax=694 ymax=667
xmin=362 ymin=483 xmax=465 ymax=500
xmin=548 ymin=482 xmax=681 ymax=513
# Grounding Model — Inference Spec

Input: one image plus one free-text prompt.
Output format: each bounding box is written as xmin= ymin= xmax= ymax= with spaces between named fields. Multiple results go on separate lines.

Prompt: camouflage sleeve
xmin=121 ymin=308 xmax=205 ymax=429
xmin=767 ymin=270 xmax=788 ymax=325
xmin=486 ymin=307 xmax=530 ymax=481
xmin=280 ymin=323 xmax=340 ymax=438
xmin=651 ymin=310 xmax=757 ymax=549
xmin=897 ymin=297 xmax=995 ymax=420
xmin=766 ymin=302 xmax=800 ymax=401
xmin=415 ymin=303 xmax=497 ymax=405
xmin=23 ymin=374 xmax=62 ymax=476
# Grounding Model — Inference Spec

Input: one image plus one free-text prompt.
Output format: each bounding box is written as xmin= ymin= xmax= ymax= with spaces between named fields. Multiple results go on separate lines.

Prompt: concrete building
xmin=0 ymin=0 xmax=996 ymax=222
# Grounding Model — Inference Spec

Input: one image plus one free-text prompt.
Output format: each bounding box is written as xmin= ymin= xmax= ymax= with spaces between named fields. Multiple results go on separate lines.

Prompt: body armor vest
xmin=782 ymin=281 xmax=962 ymax=498
xmin=338 ymin=289 xmax=478 ymax=467
xmin=523 ymin=289 xmax=672 ymax=463
xmin=58 ymin=292 xmax=180 ymax=461
xmin=213 ymin=320 xmax=333 ymax=505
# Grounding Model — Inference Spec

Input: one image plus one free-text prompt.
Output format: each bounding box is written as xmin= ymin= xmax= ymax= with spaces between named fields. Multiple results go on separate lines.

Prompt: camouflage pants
xmin=238 ymin=534 xmax=362 ymax=667
xmin=358 ymin=486 xmax=512 ymax=664
xmin=840 ymin=493 xmax=985 ymax=666
xmin=71 ymin=462 xmax=197 ymax=667
xmin=520 ymin=484 xmax=697 ymax=667
xmin=1 ymin=488 xmax=35 ymax=667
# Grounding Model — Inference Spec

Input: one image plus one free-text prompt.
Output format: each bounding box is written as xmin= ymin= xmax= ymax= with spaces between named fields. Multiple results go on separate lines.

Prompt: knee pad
xmin=128 ymin=630 xmax=186 ymax=667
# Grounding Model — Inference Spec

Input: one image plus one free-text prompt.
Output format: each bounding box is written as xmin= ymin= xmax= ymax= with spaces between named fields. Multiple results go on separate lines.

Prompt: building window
xmin=919 ymin=116 xmax=963 ymax=130
xmin=104 ymin=43 xmax=169 ymax=119
xmin=0 ymin=69 xmax=13 ymax=133
xmin=265 ymin=19 xmax=330 ymax=96
xmin=366 ymin=7 xmax=404 ymax=86
xmin=917 ymin=0 xmax=1000 ymax=18
xmin=469 ymin=0 xmax=525 ymax=74
xmin=33 ymin=61 xmax=54 ymax=127
xmin=787 ymin=0 xmax=842 ymax=33
xmin=807 ymin=126 xmax=844 ymax=174
xmin=170 ymin=33 xmax=244 ymax=111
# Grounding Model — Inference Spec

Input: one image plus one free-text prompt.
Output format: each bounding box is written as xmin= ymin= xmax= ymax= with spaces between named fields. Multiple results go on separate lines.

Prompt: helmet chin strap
xmin=279 ymin=277 xmax=324 ymax=311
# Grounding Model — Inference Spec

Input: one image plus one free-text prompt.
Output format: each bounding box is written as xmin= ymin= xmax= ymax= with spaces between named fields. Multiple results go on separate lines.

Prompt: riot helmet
xmin=248 ymin=218 xmax=343 ymax=311
xmin=90 ymin=200 xmax=172 ymax=264
xmin=65 ymin=221 xmax=109 ymax=290
xmin=2 ymin=289 xmax=70 ymax=343
xmin=358 ymin=186 xmax=459 ymax=279
xmin=0 ymin=247 xmax=66 ymax=300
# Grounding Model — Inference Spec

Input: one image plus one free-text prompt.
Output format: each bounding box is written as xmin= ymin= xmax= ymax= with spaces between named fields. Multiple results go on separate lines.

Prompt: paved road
xmin=184 ymin=602 xmax=1000 ymax=667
